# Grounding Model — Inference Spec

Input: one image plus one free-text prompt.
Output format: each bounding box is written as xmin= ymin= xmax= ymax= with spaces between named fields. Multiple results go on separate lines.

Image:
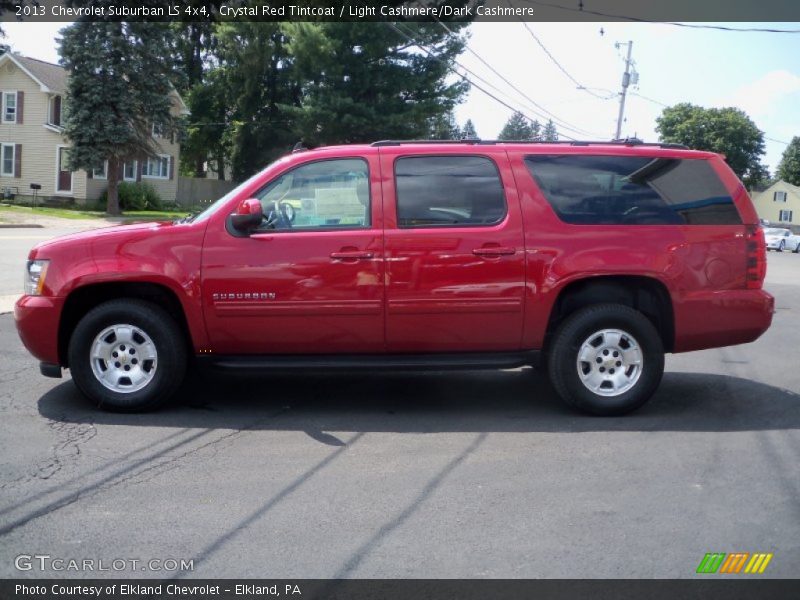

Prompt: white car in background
xmin=764 ymin=228 xmax=800 ymax=253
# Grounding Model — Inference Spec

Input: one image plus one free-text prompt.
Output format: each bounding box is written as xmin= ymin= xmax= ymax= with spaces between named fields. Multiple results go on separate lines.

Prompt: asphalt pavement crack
xmin=0 ymin=407 xmax=288 ymax=537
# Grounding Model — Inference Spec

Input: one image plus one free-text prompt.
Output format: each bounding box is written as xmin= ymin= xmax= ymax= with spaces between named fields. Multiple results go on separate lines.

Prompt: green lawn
xmin=0 ymin=205 xmax=187 ymax=221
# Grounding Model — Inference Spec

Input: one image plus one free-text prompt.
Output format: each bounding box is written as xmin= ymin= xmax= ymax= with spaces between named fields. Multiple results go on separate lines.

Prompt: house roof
xmin=759 ymin=180 xmax=800 ymax=199
xmin=0 ymin=53 xmax=67 ymax=93
xmin=0 ymin=53 xmax=188 ymax=113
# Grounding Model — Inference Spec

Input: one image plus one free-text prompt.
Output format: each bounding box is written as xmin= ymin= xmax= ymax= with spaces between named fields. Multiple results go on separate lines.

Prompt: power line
xmin=765 ymin=136 xmax=792 ymax=145
xmin=512 ymin=6 xmax=616 ymax=100
xmin=433 ymin=18 xmax=604 ymax=137
xmin=388 ymin=22 xmax=589 ymax=140
xmin=630 ymin=92 xmax=669 ymax=107
xmin=515 ymin=0 xmax=800 ymax=33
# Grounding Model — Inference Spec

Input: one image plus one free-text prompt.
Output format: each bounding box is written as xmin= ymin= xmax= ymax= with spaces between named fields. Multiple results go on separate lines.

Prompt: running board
xmin=199 ymin=351 xmax=539 ymax=372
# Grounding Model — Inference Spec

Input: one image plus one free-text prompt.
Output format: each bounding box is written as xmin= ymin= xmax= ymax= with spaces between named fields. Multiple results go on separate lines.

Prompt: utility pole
xmin=614 ymin=41 xmax=633 ymax=140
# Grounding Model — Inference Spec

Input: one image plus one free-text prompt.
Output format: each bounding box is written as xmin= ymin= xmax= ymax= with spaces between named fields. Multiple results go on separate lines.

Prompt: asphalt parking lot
xmin=0 ymin=249 xmax=798 ymax=579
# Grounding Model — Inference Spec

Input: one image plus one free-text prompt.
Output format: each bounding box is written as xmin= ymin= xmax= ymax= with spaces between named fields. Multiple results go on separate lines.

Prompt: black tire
xmin=778 ymin=240 xmax=784 ymax=252
xmin=793 ymin=243 xmax=800 ymax=254
xmin=67 ymin=299 xmax=187 ymax=412
xmin=547 ymin=304 xmax=664 ymax=416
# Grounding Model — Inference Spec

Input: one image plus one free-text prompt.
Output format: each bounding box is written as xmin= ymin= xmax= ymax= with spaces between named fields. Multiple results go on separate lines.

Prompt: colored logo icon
xmin=696 ymin=552 xmax=773 ymax=574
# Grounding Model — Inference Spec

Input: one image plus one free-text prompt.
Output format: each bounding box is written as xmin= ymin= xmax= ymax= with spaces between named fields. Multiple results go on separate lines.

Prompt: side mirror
xmin=230 ymin=198 xmax=263 ymax=233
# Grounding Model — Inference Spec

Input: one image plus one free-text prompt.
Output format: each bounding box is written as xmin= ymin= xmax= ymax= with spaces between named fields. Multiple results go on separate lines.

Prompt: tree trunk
xmin=216 ymin=155 xmax=225 ymax=181
xmin=106 ymin=157 xmax=121 ymax=216
xmin=194 ymin=157 xmax=205 ymax=178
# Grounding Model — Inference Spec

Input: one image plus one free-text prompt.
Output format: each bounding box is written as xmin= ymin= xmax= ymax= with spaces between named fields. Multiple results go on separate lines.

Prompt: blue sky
xmin=4 ymin=20 xmax=798 ymax=172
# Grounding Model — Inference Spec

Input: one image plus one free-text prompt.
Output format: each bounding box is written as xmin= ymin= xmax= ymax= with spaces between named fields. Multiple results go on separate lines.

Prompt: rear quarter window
xmin=525 ymin=155 xmax=741 ymax=225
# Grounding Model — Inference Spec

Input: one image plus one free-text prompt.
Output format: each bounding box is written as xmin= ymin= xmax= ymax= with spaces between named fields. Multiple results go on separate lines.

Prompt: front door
xmin=56 ymin=147 xmax=72 ymax=193
xmin=201 ymin=155 xmax=385 ymax=354
xmin=380 ymin=149 xmax=526 ymax=352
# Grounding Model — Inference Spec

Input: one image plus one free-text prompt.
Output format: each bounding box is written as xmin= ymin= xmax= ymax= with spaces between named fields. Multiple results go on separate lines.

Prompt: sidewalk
xmin=0 ymin=294 xmax=18 ymax=315
xmin=0 ymin=208 xmax=112 ymax=230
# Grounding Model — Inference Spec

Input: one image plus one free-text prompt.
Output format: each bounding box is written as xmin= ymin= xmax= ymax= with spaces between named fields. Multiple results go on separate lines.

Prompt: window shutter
xmin=14 ymin=144 xmax=21 ymax=178
xmin=136 ymin=159 xmax=143 ymax=182
xmin=87 ymin=168 xmax=93 ymax=180
xmin=16 ymin=91 xmax=23 ymax=124
xmin=169 ymin=155 xmax=174 ymax=180
xmin=52 ymin=95 xmax=61 ymax=126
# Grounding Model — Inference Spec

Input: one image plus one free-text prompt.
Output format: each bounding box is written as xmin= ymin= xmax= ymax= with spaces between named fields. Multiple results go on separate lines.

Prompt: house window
xmin=123 ymin=160 xmax=138 ymax=181
xmin=779 ymin=210 xmax=793 ymax=223
xmin=3 ymin=91 xmax=16 ymax=123
xmin=142 ymin=154 xmax=169 ymax=179
xmin=152 ymin=122 xmax=164 ymax=138
xmin=1 ymin=143 xmax=15 ymax=176
xmin=774 ymin=191 xmax=787 ymax=203
xmin=93 ymin=161 xmax=108 ymax=179
xmin=49 ymin=95 xmax=62 ymax=127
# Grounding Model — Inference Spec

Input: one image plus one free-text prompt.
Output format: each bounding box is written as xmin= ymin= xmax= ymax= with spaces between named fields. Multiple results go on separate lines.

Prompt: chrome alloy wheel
xmin=89 ymin=324 xmax=158 ymax=393
xmin=576 ymin=328 xmax=643 ymax=397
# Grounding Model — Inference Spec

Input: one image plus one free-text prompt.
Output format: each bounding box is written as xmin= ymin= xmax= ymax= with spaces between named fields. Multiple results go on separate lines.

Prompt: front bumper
xmin=14 ymin=295 xmax=64 ymax=366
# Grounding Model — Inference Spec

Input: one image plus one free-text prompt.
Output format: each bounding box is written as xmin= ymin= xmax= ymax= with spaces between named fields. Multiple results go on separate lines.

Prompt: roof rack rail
xmin=371 ymin=139 xmax=690 ymax=150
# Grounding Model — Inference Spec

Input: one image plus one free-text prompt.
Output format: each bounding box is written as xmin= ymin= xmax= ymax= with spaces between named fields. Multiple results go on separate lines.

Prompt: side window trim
xmin=393 ymin=153 xmax=508 ymax=229
xmin=250 ymin=156 xmax=373 ymax=234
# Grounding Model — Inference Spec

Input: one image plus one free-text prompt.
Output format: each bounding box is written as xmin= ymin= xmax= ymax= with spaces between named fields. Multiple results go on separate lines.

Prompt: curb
xmin=0 ymin=224 xmax=44 ymax=228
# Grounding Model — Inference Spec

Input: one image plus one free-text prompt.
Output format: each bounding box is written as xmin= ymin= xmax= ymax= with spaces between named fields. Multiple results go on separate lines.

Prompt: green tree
xmin=170 ymin=22 xmax=227 ymax=178
xmin=213 ymin=22 xmax=301 ymax=181
xmin=285 ymin=22 xmax=468 ymax=148
xmin=656 ymin=103 xmax=767 ymax=188
xmin=59 ymin=22 xmax=179 ymax=215
xmin=543 ymin=119 xmax=558 ymax=141
xmin=776 ymin=136 xmax=800 ymax=186
xmin=530 ymin=119 xmax=542 ymax=141
xmin=498 ymin=112 xmax=530 ymax=140
xmin=430 ymin=110 xmax=461 ymax=140
xmin=462 ymin=119 xmax=478 ymax=139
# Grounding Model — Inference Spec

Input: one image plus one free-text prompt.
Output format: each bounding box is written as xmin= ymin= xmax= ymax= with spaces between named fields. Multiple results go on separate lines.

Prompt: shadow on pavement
xmin=38 ymin=368 xmax=800 ymax=433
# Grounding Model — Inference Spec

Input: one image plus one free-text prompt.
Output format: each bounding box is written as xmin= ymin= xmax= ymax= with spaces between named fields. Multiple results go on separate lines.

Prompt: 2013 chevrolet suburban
xmin=15 ymin=140 xmax=774 ymax=415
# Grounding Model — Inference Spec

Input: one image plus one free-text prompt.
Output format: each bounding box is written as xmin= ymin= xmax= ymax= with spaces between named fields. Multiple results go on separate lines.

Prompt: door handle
xmin=472 ymin=246 xmax=516 ymax=257
xmin=330 ymin=250 xmax=374 ymax=260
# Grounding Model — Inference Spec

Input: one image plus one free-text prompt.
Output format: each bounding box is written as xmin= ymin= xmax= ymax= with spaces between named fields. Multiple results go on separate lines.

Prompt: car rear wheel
xmin=68 ymin=299 xmax=187 ymax=412
xmin=793 ymin=242 xmax=800 ymax=253
xmin=547 ymin=303 xmax=664 ymax=416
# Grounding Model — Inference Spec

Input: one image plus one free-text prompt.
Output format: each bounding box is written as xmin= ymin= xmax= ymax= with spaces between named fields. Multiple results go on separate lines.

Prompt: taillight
xmin=745 ymin=225 xmax=766 ymax=289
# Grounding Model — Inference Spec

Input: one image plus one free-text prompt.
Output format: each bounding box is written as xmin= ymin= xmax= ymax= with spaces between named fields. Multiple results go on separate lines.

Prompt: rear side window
xmin=525 ymin=155 xmax=741 ymax=225
xmin=395 ymin=156 xmax=506 ymax=228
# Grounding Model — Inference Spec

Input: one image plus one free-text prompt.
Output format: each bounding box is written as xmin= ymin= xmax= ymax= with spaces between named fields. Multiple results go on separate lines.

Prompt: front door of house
xmin=56 ymin=147 xmax=72 ymax=193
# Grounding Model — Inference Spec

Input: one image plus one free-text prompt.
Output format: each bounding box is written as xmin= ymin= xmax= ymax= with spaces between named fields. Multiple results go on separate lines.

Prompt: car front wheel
xmin=778 ymin=240 xmax=785 ymax=252
xmin=68 ymin=299 xmax=187 ymax=412
xmin=547 ymin=304 xmax=664 ymax=416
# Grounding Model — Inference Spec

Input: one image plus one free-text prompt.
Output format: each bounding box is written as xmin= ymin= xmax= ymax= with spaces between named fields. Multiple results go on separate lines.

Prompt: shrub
xmin=98 ymin=181 xmax=163 ymax=211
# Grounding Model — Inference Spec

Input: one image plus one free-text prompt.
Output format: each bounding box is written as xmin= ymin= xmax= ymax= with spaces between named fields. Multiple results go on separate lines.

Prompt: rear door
xmin=380 ymin=148 xmax=526 ymax=352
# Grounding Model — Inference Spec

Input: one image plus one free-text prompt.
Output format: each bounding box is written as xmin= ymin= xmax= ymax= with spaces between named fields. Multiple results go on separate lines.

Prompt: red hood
xmin=29 ymin=220 xmax=182 ymax=259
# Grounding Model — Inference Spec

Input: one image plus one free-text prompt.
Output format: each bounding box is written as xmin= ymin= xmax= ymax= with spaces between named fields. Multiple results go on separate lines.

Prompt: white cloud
xmin=725 ymin=70 xmax=800 ymax=117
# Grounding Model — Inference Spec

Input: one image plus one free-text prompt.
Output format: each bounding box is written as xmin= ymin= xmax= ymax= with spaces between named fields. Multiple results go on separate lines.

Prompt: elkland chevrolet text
xmin=15 ymin=140 xmax=774 ymax=415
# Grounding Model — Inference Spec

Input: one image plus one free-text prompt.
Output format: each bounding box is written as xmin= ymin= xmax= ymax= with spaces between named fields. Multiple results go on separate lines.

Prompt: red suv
xmin=15 ymin=140 xmax=773 ymax=415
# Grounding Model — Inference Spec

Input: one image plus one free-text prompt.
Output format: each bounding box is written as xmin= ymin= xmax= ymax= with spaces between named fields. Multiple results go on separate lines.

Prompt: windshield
xmin=189 ymin=157 xmax=288 ymax=223
xmin=764 ymin=228 xmax=786 ymax=235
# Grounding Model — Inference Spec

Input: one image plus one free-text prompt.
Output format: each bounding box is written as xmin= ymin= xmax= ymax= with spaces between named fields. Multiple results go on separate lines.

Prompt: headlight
xmin=24 ymin=260 xmax=49 ymax=296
